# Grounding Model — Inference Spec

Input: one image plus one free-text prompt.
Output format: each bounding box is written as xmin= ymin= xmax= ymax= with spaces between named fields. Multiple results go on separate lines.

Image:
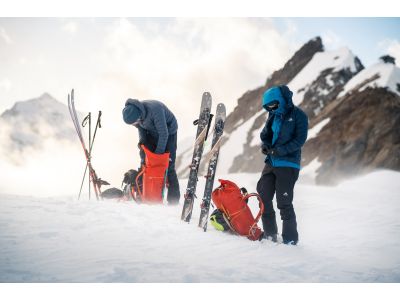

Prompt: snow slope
xmin=1 ymin=170 xmax=400 ymax=283
xmin=339 ymin=61 xmax=400 ymax=97
xmin=307 ymin=118 xmax=330 ymax=140
xmin=218 ymin=110 xmax=264 ymax=174
xmin=288 ymin=47 xmax=360 ymax=105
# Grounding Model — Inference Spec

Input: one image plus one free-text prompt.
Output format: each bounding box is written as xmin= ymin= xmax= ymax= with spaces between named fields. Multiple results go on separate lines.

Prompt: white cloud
xmin=19 ymin=57 xmax=27 ymax=65
xmin=62 ymin=21 xmax=79 ymax=35
xmin=0 ymin=78 xmax=12 ymax=91
xmin=0 ymin=26 xmax=12 ymax=44
xmin=322 ymin=30 xmax=342 ymax=49
xmin=282 ymin=18 xmax=298 ymax=37
xmin=97 ymin=18 xmax=292 ymax=123
xmin=379 ymin=39 xmax=400 ymax=63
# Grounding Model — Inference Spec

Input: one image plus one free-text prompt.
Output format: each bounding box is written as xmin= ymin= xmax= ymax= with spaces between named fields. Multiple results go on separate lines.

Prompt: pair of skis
xmin=181 ymin=92 xmax=226 ymax=232
xmin=68 ymin=89 xmax=109 ymax=200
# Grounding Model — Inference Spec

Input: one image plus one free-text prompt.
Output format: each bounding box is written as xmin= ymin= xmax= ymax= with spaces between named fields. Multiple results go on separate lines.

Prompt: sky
xmin=1 ymin=18 xmax=399 ymax=117
xmin=0 ymin=17 xmax=399 ymax=196
xmin=274 ymin=18 xmax=400 ymax=66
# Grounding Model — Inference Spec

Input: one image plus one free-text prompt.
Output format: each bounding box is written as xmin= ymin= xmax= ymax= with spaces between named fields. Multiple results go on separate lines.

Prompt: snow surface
xmin=288 ymin=47 xmax=358 ymax=106
xmin=339 ymin=61 xmax=400 ymax=97
xmin=307 ymin=118 xmax=330 ymax=140
xmin=1 ymin=170 xmax=400 ymax=283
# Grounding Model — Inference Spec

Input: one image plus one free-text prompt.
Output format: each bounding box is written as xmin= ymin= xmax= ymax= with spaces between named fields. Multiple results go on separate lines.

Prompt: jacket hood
xmin=125 ymin=98 xmax=147 ymax=119
xmin=262 ymin=85 xmax=294 ymax=115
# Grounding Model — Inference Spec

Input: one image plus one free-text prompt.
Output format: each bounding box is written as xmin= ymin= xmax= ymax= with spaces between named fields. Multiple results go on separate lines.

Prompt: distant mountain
xmin=0 ymin=93 xmax=80 ymax=165
xmin=176 ymin=37 xmax=400 ymax=185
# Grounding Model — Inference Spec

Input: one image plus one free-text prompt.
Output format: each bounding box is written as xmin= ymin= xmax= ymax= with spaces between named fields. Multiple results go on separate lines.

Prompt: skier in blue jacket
xmin=256 ymin=85 xmax=308 ymax=245
xmin=122 ymin=99 xmax=180 ymax=204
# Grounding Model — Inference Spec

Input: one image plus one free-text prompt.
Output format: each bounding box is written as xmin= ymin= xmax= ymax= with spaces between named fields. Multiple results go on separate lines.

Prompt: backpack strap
xmin=135 ymin=165 xmax=145 ymax=199
xmin=242 ymin=193 xmax=265 ymax=238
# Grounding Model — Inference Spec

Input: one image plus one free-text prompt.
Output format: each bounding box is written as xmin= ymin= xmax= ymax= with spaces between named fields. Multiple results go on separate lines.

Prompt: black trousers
xmin=139 ymin=132 xmax=180 ymax=204
xmin=256 ymin=164 xmax=299 ymax=242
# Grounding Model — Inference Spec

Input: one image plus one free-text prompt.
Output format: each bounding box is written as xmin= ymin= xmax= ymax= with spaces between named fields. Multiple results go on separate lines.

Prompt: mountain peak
xmin=340 ymin=59 xmax=400 ymax=97
xmin=379 ymin=55 xmax=396 ymax=65
xmin=39 ymin=92 xmax=56 ymax=100
xmin=264 ymin=36 xmax=324 ymax=87
xmin=0 ymin=93 xmax=79 ymax=161
xmin=1 ymin=93 xmax=63 ymax=118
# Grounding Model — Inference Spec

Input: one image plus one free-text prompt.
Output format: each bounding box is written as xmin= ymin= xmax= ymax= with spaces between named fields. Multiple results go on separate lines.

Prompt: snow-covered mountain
xmin=302 ymin=56 xmax=400 ymax=184
xmin=176 ymin=37 xmax=400 ymax=185
xmin=0 ymin=93 xmax=79 ymax=165
xmin=339 ymin=55 xmax=400 ymax=97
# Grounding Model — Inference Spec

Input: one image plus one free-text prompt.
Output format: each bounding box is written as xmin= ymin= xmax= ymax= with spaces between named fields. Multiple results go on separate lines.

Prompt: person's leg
xmin=274 ymin=167 xmax=300 ymax=243
xmin=165 ymin=133 xmax=180 ymax=204
xmin=256 ymin=164 xmax=278 ymax=237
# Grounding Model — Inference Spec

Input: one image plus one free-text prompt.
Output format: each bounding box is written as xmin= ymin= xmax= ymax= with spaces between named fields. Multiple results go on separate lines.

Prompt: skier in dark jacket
xmin=256 ymin=85 xmax=308 ymax=245
xmin=122 ymin=99 xmax=180 ymax=204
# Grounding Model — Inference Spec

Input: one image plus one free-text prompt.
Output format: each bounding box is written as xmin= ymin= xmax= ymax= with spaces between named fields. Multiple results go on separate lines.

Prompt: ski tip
xmin=216 ymin=103 xmax=226 ymax=118
xmin=217 ymin=103 xmax=226 ymax=109
xmin=203 ymin=92 xmax=212 ymax=102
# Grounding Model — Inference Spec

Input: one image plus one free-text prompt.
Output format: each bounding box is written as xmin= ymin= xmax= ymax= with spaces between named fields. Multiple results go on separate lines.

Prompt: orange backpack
xmin=211 ymin=179 xmax=264 ymax=241
xmin=135 ymin=145 xmax=170 ymax=204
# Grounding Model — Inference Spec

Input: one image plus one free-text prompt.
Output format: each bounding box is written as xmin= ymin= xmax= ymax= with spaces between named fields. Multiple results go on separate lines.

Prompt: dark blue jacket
xmin=260 ymin=86 xmax=308 ymax=168
xmin=125 ymin=99 xmax=178 ymax=154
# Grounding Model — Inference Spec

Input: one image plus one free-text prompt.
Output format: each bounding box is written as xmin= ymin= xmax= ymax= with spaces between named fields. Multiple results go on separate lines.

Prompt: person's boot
xmin=259 ymin=232 xmax=278 ymax=243
xmin=283 ymin=239 xmax=298 ymax=245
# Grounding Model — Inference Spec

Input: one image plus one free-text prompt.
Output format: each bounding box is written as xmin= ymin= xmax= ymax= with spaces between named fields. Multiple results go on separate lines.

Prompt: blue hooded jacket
xmin=260 ymin=85 xmax=308 ymax=169
xmin=124 ymin=99 xmax=178 ymax=154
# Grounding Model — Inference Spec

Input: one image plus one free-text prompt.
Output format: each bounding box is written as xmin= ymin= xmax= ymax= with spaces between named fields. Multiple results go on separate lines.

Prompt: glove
xmin=261 ymin=145 xmax=275 ymax=156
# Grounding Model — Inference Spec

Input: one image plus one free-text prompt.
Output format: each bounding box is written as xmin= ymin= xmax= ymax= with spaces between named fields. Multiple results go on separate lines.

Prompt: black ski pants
xmin=256 ymin=164 xmax=299 ymax=242
xmin=139 ymin=132 xmax=180 ymax=204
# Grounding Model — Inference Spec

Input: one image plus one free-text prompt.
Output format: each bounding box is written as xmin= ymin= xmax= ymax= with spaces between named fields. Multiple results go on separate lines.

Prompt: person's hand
xmin=261 ymin=145 xmax=275 ymax=155
xmin=137 ymin=142 xmax=144 ymax=150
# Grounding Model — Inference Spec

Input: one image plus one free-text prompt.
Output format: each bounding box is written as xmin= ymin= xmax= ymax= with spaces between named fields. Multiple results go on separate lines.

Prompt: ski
xmin=67 ymin=89 xmax=109 ymax=200
xmin=198 ymin=103 xmax=226 ymax=231
xmin=181 ymin=92 xmax=213 ymax=222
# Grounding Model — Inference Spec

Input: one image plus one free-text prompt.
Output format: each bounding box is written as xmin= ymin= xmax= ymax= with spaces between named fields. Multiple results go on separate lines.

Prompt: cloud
xmin=0 ymin=78 xmax=12 ymax=91
xmin=19 ymin=57 xmax=27 ymax=65
xmin=379 ymin=39 xmax=400 ymax=63
xmin=0 ymin=138 xmax=85 ymax=197
xmin=62 ymin=21 xmax=79 ymax=35
xmin=322 ymin=30 xmax=342 ymax=49
xmin=97 ymin=18 xmax=292 ymax=124
xmin=0 ymin=26 xmax=12 ymax=44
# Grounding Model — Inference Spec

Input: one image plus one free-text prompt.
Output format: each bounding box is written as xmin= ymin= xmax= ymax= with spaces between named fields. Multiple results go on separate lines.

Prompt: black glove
xmin=261 ymin=145 xmax=275 ymax=155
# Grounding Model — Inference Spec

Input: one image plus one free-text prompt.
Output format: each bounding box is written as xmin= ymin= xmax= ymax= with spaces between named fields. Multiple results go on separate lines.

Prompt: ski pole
xmin=78 ymin=111 xmax=102 ymax=200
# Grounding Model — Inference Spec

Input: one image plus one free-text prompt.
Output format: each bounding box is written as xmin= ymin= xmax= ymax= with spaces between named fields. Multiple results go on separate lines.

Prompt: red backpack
xmin=211 ymin=179 xmax=264 ymax=241
xmin=135 ymin=145 xmax=170 ymax=204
